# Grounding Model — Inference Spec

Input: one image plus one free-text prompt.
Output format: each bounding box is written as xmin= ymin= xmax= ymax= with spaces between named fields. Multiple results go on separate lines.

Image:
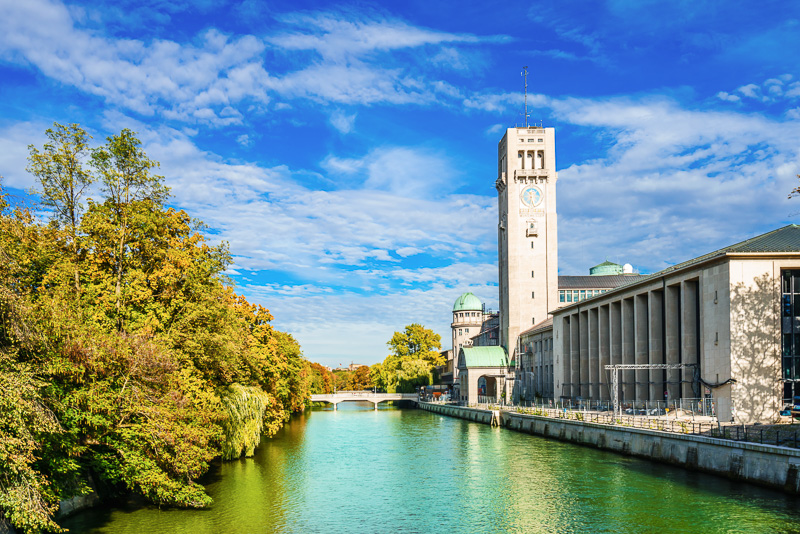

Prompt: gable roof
xmin=519 ymin=317 xmax=553 ymax=337
xmin=559 ymin=275 xmax=642 ymax=289
xmin=457 ymin=346 xmax=508 ymax=369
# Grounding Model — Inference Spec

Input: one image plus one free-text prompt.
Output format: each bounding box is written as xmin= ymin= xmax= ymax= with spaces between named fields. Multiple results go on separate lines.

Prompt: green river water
xmin=62 ymin=403 xmax=800 ymax=533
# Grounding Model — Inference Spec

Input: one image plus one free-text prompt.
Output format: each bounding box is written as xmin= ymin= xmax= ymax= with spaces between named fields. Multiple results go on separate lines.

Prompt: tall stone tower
xmin=496 ymin=127 xmax=558 ymax=363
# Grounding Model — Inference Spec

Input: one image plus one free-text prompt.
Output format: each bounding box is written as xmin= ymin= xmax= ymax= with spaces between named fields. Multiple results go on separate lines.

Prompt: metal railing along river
xmin=459 ymin=398 xmax=800 ymax=450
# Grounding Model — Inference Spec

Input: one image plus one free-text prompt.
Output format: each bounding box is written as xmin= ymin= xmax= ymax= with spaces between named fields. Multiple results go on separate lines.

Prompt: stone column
xmin=580 ymin=310 xmax=590 ymax=399
xmin=570 ymin=312 xmax=581 ymax=399
xmin=635 ymin=294 xmax=649 ymax=401
xmin=665 ymin=284 xmax=681 ymax=400
xmin=622 ymin=298 xmax=635 ymax=401
xmin=649 ymin=290 xmax=665 ymax=402
xmin=599 ymin=305 xmax=610 ymax=401
xmin=610 ymin=301 xmax=622 ymax=404
xmin=468 ymin=371 xmax=479 ymax=405
xmin=589 ymin=307 xmax=599 ymax=400
xmin=561 ymin=316 xmax=571 ymax=398
xmin=682 ymin=280 xmax=700 ymax=399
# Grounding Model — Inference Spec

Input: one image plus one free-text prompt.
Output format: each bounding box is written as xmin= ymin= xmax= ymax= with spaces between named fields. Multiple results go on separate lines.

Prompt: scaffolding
xmin=604 ymin=363 xmax=697 ymax=417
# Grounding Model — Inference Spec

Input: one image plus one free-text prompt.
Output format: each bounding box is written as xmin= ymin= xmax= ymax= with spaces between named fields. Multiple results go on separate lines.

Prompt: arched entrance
xmin=477 ymin=375 xmax=498 ymax=401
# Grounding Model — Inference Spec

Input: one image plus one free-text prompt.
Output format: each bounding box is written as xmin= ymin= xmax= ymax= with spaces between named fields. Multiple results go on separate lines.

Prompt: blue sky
xmin=1 ymin=0 xmax=799 ymax=368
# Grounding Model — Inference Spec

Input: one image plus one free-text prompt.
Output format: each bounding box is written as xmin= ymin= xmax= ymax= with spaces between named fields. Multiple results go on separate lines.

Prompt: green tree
xmin=27 ymin=123 xmax=94 ymax=292
xmin=388 ymin=323 xmax=443 ymax=366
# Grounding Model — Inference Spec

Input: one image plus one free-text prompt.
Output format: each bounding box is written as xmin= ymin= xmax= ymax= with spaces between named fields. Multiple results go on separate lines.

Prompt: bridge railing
xmin=309 ymin=392 xmax=418 ymax=399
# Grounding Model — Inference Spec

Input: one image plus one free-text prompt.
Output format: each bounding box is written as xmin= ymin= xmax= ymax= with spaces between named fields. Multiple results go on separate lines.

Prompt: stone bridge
xmin=310 ymin=391 xmax=418 ymax=410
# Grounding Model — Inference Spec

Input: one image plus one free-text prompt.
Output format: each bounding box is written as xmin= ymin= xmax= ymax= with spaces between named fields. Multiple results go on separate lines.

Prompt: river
xmin=62 ymin=403 xmax=800 ymax=533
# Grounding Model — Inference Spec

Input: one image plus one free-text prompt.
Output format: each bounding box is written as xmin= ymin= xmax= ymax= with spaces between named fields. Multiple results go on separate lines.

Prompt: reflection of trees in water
xmin=730 ymin=273 xmax=781 ymax=423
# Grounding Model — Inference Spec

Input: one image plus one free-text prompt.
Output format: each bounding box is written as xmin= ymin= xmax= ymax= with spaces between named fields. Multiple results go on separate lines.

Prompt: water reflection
xmin=62 ymin=407 xmax=800 ymax=533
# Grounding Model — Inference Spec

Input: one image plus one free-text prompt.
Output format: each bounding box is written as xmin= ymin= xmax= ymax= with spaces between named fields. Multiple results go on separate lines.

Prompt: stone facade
xmin=552 ymin=243 xmax=800 ymax=425
xmin=496 ymin=127 xmax=559 ymax=360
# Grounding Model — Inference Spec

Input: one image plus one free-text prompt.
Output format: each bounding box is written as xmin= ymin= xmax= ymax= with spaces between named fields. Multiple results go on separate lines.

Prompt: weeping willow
xmin=220 ymin=384 xmax=271 ymax=460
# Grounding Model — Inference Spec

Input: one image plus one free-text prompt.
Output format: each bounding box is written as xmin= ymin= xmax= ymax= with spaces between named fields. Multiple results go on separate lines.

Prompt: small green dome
xmin=453 ymin=292 xmax=483 ymax=312
xmin=590 ymin=260 xmax=622 ymax=276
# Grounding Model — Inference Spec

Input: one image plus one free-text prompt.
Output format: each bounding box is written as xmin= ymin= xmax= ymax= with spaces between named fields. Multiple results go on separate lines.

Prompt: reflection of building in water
xmin=450 ymin=123 xmax=800 ymax=424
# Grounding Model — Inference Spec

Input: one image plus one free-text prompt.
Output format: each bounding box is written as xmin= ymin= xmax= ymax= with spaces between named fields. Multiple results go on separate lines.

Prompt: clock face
xmin=520 ymin=186 xmax=543 ymax=208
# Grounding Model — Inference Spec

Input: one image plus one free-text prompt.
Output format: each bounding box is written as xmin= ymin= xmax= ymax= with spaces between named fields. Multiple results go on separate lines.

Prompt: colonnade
xmin=518 ymin=150 xmax=545 ymax=170
xmin=559 ymin=279 xmax=701 ymax=402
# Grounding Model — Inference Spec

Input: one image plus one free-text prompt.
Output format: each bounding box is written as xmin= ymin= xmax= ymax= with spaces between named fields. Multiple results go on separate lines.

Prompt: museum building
xmin=450 ymin=124 xmax=800 ymax=424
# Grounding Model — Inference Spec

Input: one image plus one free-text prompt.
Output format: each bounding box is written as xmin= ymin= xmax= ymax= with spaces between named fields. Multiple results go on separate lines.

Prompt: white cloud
xmin=543 ymin=95 xmax=800 ymax=275
xmin=716 ymin=91 xmax=740 ymax=102
xmin=0 ymin=0 xmax=272 ymax=123
xmin=0 ymin=121 xmax=51 ymax=190
xmin=716 ymin=75 xmax=800 ymax=105
xmin=328 ymin=109 xmax=357 ymax=134
xmin=267 ymin=11 xmax=482 ymax=62
xmin=0 ymin=1 xmax=508 ymax=122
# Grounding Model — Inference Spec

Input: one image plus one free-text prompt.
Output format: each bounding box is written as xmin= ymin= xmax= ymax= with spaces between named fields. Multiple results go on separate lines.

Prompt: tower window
xmin=531 ymin=270 xmax=535 ymax=278
xmin=531 ymin=292 xmax=535 ymax=299
xmin=532 ymin=317 xmax=536 ymax=324
xmin=530 ymin=242 xmax=535 ymax=249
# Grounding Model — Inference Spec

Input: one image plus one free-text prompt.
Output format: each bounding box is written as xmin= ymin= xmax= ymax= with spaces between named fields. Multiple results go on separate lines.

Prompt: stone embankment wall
xmin=419 ymin=402 xmax=800 ymax=493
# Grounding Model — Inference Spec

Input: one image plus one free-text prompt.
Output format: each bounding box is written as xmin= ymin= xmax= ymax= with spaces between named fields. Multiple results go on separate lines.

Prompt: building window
xmin=573 ymin=290 xmax=579 ymax=301
xmin=580 ymin=290 xmax=586 ymax=300
xmin=531 ymin=291 xmax=535 ymax=299
xmin=532 ymin=270 xmax=535 ymax=278
xmin=559 ymin=290 xmax=565 ymax=302
xmin=566 ymin=292 xmax=572 ymax=303
xmin=459 ymin=329 xmax=462 ymax=335
xmin=782 ymin=270 xmax=800 ymax=403
xmin=465 ymin=328 xmax=469 ymax=333
xmin=530 ymin=241 xmax=535 ymax=249
xmin=532 ymin=317 xmax=536 ymax=324
xmin=538 ymin=138 xmax=543 ymax=142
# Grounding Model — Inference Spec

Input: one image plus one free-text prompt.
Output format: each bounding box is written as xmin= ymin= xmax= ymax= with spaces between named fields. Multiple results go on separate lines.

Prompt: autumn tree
xmin=0 ymin=127 xmax=314 ymax=532
xmin=89 ymin=129 xmax=168 ymax=330
xmin=789 ymin=174 xmax=800 ymax=198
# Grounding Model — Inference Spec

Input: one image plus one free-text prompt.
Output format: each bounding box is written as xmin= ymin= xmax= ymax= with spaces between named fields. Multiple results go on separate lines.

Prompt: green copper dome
xmin=590 ymin=260 xmax=623 ymax=276
xmin=453 ymin=292 xmax=483 ymax=312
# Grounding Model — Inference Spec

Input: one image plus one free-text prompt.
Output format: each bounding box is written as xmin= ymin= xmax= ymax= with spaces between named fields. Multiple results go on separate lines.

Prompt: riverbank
xmin=419 ymin=402 xmax=800 ymax=494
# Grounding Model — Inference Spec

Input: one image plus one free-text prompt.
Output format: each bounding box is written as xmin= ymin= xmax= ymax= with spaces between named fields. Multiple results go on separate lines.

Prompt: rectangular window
xmin=559 ymin=290 xmax=565 ymax=303
xmin=532 ymin=317 xmax=536 ymax=324
xmin=566 ymin=293 xmax=573 ymax=303
xmin=538 ymin=138 xmax=543 ymax=142
xmin=580 ymin=290 xmax=586 ymax=300
xmin=530 ymin=241 xmax=535 ymax=249
xmin=527 ymin=139 xmax=534 ymax=142
xmin=531 ymin=270 xmax=535 ymax=277
xmin=531 ymin=292 xmax=535 ymax=299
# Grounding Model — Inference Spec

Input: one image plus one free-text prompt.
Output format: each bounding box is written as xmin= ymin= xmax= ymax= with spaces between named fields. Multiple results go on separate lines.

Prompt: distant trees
xmin=308 ymin=362 xmax=335 ymax=394
xmin=372 ymin=324 xmax=441 ymax=393
xmin=0 ymin=123 xmax=311 ymax=532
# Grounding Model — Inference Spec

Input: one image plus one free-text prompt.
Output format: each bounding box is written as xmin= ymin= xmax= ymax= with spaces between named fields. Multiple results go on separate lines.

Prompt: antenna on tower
xmin=521 ymin=66 xmax=529 ymax=128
